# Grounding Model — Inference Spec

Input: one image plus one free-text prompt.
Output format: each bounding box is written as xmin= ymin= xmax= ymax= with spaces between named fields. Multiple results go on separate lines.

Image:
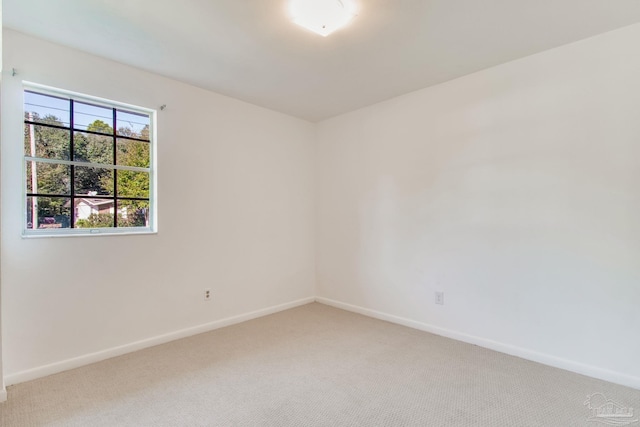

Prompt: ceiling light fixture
xmin=289 ymin=0 xmax=357 ymax=37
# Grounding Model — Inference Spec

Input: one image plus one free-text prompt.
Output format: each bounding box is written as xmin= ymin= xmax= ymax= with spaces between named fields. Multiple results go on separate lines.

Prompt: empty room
xmin=1 ymin=0 xmax=639 ymax=425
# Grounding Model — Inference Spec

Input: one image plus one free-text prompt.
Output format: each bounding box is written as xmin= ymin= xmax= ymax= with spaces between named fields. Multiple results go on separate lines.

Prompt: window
xmin=23 ymin=83 xmax=156 ymax=236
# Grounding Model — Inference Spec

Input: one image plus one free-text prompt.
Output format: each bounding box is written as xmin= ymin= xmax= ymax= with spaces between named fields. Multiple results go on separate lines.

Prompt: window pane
xmin=26 ymin=196 xmax=71 ymax=229
xmin=26 ymin=161 xmax=31 ymax=193
xmin=75 ymin=166 xmax=113 ymax=196
xmin=24 ymin=124 xmax=70 ymax=160
xmin=24 ymin=91 xmax=70 ymax=127
xmin=117 ymin=110 xmax=150 ymax=140
xmin=74 ymin=132 xmax=113 ymax=164
xmin=74 ymin=102 xmax=113 ymax=134
xmin=117 ymin=170 xmax=149 ymax=198
xmin=26 ymin=161 xmax=71 ymax=195
xmin=116 ymin=138 xmax=150 ymax=167
xmin=24 ymin=87 xmax=154 ymax=233
xmin=118 ymin=200 xmax=149 ymax=228
xmin=74 ymin=198 xmax=115 ymax=228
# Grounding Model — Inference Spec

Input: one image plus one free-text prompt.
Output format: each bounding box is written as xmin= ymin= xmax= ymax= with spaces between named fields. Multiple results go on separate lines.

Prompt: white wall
xmin=316 ymin=24 xmax=640 ymax=388
xmin=1 ymin=30 xmax=315 ymax=384
xmin=0 ymin=0 xmax=6 ymax=402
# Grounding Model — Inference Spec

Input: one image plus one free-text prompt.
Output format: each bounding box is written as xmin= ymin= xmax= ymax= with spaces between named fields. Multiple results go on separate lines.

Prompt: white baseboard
xmin=6 ymin=296 xmax=638 ymax=391
xmin=315 ymin=297 xmax=640 ymax=391
xmin=5 ymin=297 xmax=315 ymax=386
xmin=0 ymin=387 xmax=6 ymax=402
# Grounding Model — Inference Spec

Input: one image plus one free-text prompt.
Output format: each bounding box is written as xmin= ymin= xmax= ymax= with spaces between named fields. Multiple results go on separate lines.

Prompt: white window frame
xmin=22 ymin=82 xmax=158 ymax=237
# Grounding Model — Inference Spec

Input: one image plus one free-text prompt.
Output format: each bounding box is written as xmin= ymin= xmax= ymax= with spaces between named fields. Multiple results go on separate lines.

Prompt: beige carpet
xmin=1 ymin=303 xmax=639 ymax=426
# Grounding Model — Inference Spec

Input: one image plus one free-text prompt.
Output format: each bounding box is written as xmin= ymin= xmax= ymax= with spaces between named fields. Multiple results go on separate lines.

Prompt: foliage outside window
xmin=23 ymin=84 xmax=155 ymax=235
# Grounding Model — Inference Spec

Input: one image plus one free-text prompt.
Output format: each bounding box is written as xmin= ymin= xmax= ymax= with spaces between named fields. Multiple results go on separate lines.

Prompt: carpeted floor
xmin=1 ymin=303 xmax=638 ymax=426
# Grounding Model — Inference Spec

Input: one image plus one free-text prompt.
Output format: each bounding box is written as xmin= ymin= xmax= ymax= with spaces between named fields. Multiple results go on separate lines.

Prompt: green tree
xmin=25 ymin=115 xmax=150 ymax=228
xmin=74 ymin=120 xmax=113 ymax=195
xmin=103 ymin=124 xmax=151 ymax=227
xmin=75 ymin=213 xmax=114 ymax=228
xmin=25 ymin=113 xmax=71 ymax=226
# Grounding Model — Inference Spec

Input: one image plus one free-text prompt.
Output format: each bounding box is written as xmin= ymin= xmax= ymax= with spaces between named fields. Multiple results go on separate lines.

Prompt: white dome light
xmin=289 ymin=0 xmax=357 ymax=37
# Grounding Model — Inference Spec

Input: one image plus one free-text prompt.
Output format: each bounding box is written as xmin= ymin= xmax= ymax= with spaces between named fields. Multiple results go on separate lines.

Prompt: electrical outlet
xmin=204 ymin=289 xmax=211 ymax=301
xmin=435 ymin=291 xmax=444 ymax=305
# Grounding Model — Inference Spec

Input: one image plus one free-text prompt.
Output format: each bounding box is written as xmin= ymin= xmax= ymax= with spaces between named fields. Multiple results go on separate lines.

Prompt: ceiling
xmin=4 ymin=0 xmax=640 ymax=122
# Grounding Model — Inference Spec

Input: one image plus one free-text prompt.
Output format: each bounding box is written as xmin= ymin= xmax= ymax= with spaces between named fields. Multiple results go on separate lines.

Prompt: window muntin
xmin=23 ymin=85 xmax=155 ymax=235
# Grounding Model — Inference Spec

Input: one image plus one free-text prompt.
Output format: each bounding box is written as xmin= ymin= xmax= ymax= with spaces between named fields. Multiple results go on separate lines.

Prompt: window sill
xmin=22 ymin=228 xmax=157 ymax=238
